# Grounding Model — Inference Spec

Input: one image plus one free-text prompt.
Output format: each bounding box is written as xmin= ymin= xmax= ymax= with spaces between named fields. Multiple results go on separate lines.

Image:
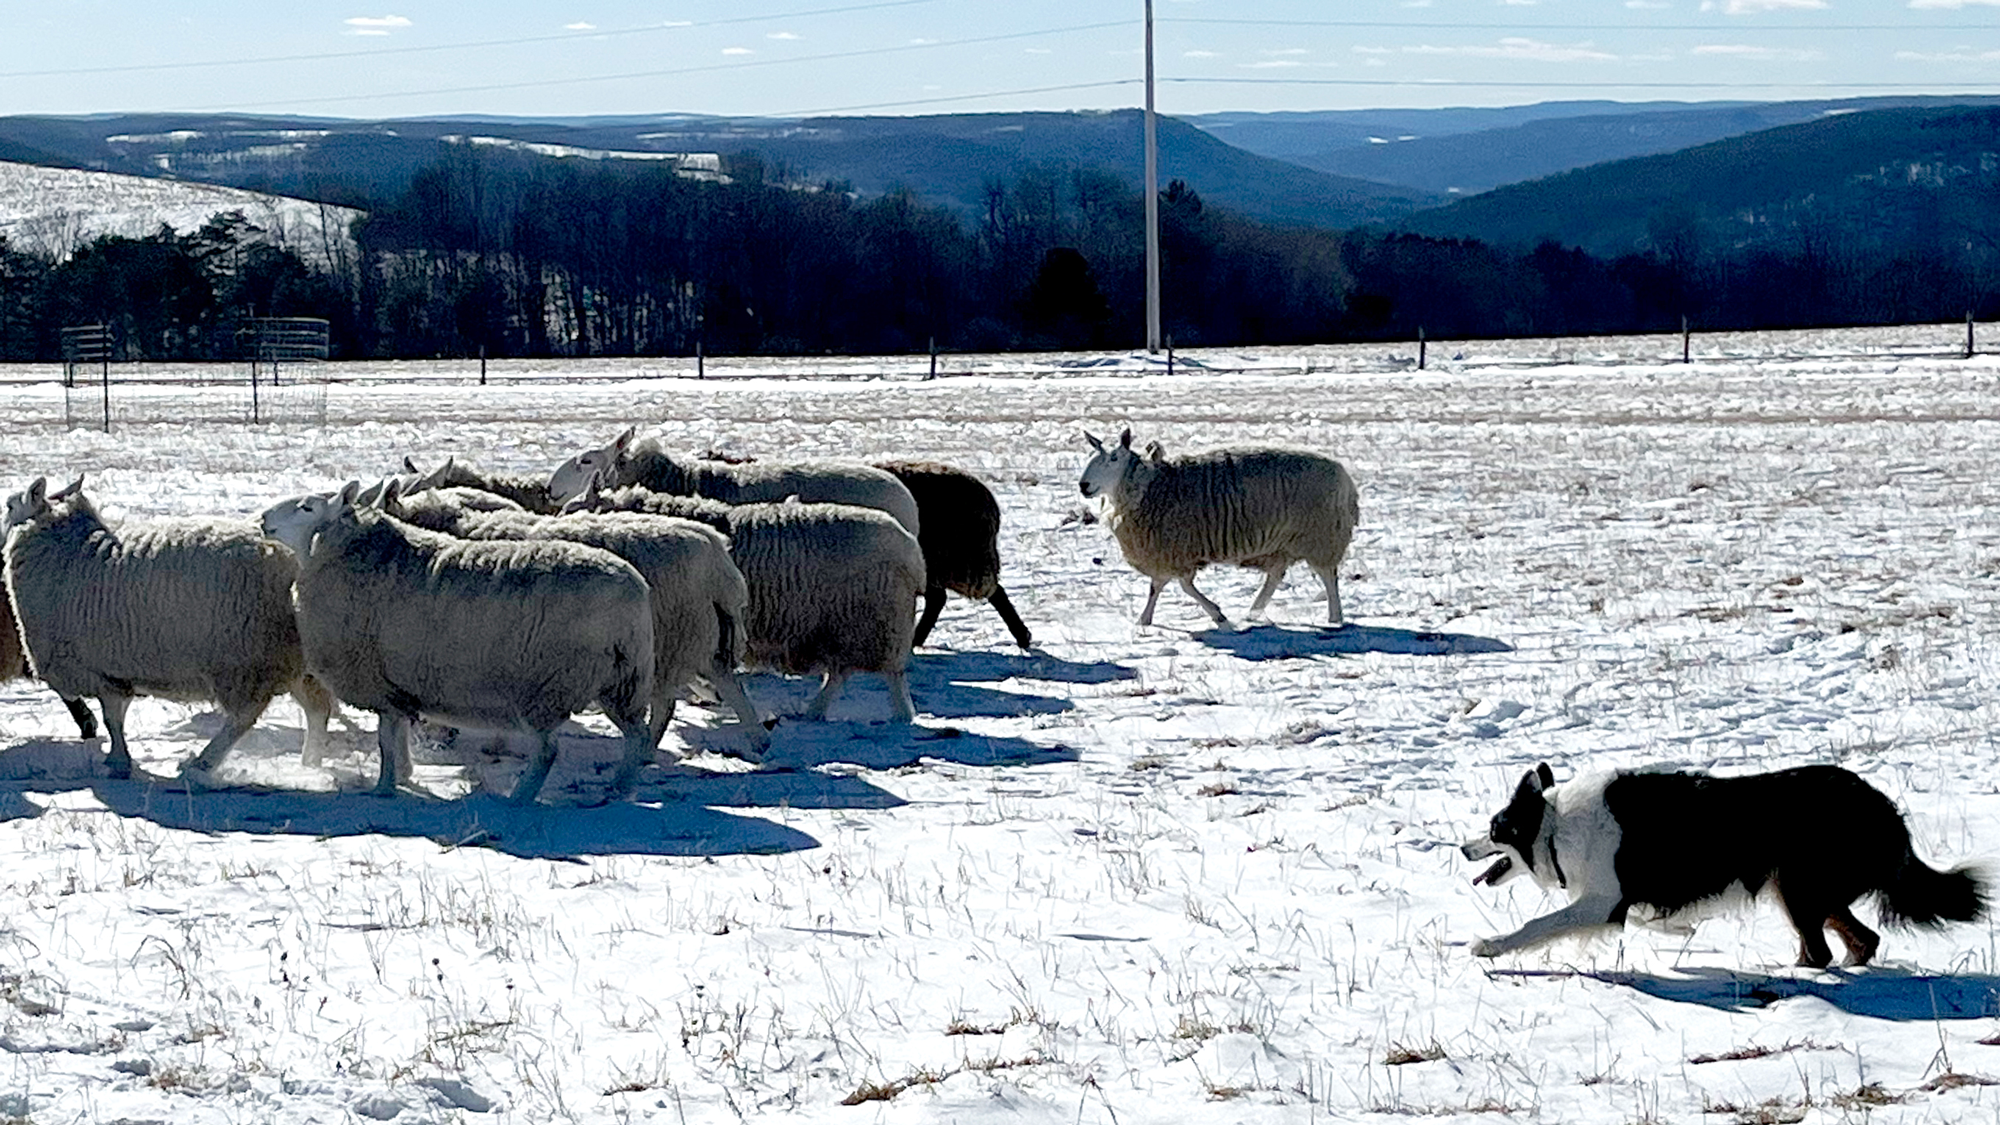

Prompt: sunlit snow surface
xmin=2 ymin=325 xmax=1999 ymax=1122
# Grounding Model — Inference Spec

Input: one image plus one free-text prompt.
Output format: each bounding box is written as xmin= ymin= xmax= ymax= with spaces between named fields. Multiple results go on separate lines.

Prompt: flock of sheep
xmin=0 ymin=425 xmax=1359 ymax=804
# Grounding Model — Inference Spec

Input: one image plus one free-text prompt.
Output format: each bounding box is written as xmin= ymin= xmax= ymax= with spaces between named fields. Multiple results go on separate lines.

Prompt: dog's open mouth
xmin=1472 ymin=855 xmax=1513 ymax=886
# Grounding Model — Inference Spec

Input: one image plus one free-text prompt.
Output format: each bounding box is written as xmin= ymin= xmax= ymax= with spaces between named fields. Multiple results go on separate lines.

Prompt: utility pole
xmin=1143 ymin=0 xmax=1162 ymax=354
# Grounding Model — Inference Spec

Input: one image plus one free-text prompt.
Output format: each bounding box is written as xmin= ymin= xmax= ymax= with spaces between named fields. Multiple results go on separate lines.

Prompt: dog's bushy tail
xmin=1881 ymin=857 xmax=1989 ymax=928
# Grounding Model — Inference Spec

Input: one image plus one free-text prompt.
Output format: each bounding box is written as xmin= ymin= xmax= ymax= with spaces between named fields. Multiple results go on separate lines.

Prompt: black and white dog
xmin=1462 ymin=763 xmax=1988 ymax=966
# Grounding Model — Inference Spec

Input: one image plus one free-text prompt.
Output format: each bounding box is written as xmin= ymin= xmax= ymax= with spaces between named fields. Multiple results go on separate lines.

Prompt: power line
xmin=202 ymin=21 xmax=1131 ymax=113
xmin=771 ymin=79 xmax=1142 ymax=117
xmin=1166 ymin=76 xmax=2000 ymax=92
xmin=1163 ymin=16 xmax=2000 ymax=32
xmin=0 ymin=0 xmax=945 ymax=82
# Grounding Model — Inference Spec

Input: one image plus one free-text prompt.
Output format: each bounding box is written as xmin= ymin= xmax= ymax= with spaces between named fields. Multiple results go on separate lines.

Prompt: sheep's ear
xmin=354 ymin=480 xmax=386 ymax=508
xmin=612 ymin=426 xmax=636 ymax=458
xmin=335 ymin=480 xmax=361 ymax=509
xmin=411 ymin=459 xmax=450 ymax=493
xmin=403 ymin=456 xmax=419 ymax=474
xmin=50 ymin=474 xmax=84 ymax=500
xmin=1144 ymin=441 xmax=1164 ymax=464
xmin=1536 ymin=762 xmax=1556 ymax=790
xmin=1118 ymin=428 xmax=1133 ymax=449
xmin=382 ymin=477 xmax=405 ymax=506
xmin=24 ymin=477 xmax=46 ymax=506
xmin=1083 ymin=430 xmax=1104 ymax=452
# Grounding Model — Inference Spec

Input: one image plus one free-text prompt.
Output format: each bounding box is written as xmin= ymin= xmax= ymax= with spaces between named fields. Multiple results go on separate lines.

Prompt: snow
xmin=2 ymin=327 xmax=2000 ymax=1122
xmin=0 ymin=160 xmax=360 ymax=266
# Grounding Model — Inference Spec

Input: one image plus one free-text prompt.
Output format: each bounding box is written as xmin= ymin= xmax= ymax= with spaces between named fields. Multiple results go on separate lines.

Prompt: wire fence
xmin=3 ymin=319 xmax=1992 ymax=432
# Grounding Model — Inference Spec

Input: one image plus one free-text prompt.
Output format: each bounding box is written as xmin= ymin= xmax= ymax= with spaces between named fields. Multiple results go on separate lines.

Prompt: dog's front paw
xmin=1471 ymin=937 xmax=1504 ymax=958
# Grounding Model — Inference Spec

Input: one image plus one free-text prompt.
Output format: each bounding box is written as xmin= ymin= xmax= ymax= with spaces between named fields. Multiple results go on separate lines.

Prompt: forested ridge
xmin=2 ymin=142 xmax=1994 ymax=363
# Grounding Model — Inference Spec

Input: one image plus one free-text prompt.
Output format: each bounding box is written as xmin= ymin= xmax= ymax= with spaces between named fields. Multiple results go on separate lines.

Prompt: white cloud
xmin=1896 ymin=46 xmax=2000 ymax=59
xmin=1243 ymin=59 xmax=1305 ymax=68
xmin=343 ymin=14 xmax=411 ymax=36
xmin=1183 ymin=49 xmax=1219 ymax=57
xmin=1402 ymin=0 xmax=1435 ymax=7
xmin=767 ymin=30 xmax=800 ymax=40
xmin=1693 ymin=42 xmax=1823 ymax=59
xmin=1909 ymin=0 xmax=2000 ymax=7
xmin=1501 ymin=0 xmax=1541 ymax=6
xmin=564 ymin=21 xmax=596 ymax=30
xmin=1264 ymin=48 xmax=1310 ymax=56
xmin=721 ymin=46 xmax=753 ymax=55
xmin=1625 ymin=0 xmax=1671 ymax=7
xmin=1024 ymin=47 xmax=1052 ymax=54
xmin=1404 ymin=37 xmax=1618 ymax=61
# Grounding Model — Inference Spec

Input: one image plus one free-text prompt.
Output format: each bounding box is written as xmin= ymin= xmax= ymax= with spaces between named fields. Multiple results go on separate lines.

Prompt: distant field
xmin=0 ymin=328 xmax=1997 ymax=1122
xmin=0 ymin=159 xmax=359 ymax=265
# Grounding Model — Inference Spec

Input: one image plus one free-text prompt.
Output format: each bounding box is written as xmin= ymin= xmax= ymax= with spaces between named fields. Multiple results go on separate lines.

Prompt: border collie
xmin=1461 ymin=763 xmax=1987 ymax=966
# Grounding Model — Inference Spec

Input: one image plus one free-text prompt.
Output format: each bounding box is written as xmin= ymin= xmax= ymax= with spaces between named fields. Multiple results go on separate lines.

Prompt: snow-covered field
xmin=0 ymin=160 xmax=359 ymax=265
xmin=2 ymin=329 xmax=2000 ymax=1123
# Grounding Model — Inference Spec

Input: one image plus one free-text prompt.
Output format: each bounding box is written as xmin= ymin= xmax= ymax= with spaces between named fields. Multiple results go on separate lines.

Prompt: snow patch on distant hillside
xmin=0 ymin=160 xmax=361 ymax=267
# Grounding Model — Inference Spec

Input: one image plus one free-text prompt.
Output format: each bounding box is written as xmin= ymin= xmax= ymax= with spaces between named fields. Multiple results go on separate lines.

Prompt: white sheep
xmin=1078 ymin=429 xmax=1360 ymax=628
xmin=548 ymin=427 xmax=921 ymax=536
xmin=3 ymin=475 xmax=333 ymax=781
xmin=377 ymin=484 xmax=767 ymax=752
xmin=402 ymin=457 xmax=555 ymax=514
xmin=261 ymin=483 xmax=657 ymax=803
xmin=566 ymin=481 xmax=926 ymax=722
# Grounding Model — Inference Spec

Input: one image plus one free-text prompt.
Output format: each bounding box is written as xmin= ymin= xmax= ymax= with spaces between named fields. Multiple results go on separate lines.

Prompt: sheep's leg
xmin=1137 ymin=580 xmax=1165 ymax=626
xmin=61 ymin=697 xmax=98 ymax=740
xmin=293 ymin=676 xmax=336 ymax=767
xmin=606 ymin=715 xmax=659 ymax=799
xmin=186 ymin=706 xmax=262 ymax=776
xmin=806 ymin=672 xmax=848 ymax=720
xmin=372 ymin=711 xmax=410 ymax=797
xmin=1246 ymin=565 xmax=1288 ymax=620
xmin=988 ymin=585 xmax=1033 ymax=650
xmin=912 ymin=585 xmax=947 ymax=647
xmin=509 ymin=729 xmax=561 ymax=805
xmin=646 ymin=684 xmax=678 ymax=749
xmin=99 ymin=692 xmax=133 ymax=780
xmin=707 ymin=665 xmax=766 ymax=730
xmin=1311 ymin=561 xmax=1344 ymax=626
xmin=885 ymin=670 xmax=917 ymax=723
xmin=1179 ymin=577 xmax=1230 ymax=628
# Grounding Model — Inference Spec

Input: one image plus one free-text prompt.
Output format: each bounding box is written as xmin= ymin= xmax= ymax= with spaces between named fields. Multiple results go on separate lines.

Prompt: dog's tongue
xmin=1472 ymin=856 xmax=1513 ymax=886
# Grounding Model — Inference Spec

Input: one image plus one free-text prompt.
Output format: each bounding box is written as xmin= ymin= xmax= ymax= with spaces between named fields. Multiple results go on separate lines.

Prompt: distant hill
xmin=1190 ymin=95 xmax=2000 ymax=197
xmin=0 ymin=159 xmax=360 ymax=265
xmin=0 ymin=110 xmax=1439 ymax=232
xmin=1395 ymin=104 xmax=2000 ymax=258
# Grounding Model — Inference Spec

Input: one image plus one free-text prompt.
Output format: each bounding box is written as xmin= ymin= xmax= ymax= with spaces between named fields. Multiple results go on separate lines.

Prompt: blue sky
xmin=4 ymin=0 xmax=1997 ymax=119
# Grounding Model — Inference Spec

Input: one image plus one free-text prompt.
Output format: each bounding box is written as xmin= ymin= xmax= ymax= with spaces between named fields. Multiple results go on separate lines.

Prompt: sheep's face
xmin=259 ymin=493 xmax=339 ymax=559
xmin=1078 ymin=429 xmax=1141 ymax=499
xmin=2 ymin=480 xmax=47 ymax=533
xmin=549 ymin=426 xmax=635 ymax=502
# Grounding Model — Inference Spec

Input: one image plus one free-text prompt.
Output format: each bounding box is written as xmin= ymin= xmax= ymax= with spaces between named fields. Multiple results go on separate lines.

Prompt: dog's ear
xmin=1514 ymin=766 xmax=1547 ymax=801
xmin=1536 ymin=762 xmax=1555 ymax=790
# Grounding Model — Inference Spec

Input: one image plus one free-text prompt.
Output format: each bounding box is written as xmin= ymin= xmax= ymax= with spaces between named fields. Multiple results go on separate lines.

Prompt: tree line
xmin=0 ymin=145 xmax=1992 ymax=363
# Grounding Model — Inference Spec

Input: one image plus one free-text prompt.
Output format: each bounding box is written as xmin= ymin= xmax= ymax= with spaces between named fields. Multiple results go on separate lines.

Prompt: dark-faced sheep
xmin=263 ymin=484 xmax=657 ymax=803
xmin=4 ymin=476 xmax=326 ymax=781
xmin=548 ymin=428 xmax=920 ymax=536
xmin=873 ymin=460 xmax=1032 ymax=651
xmin=1078 ymin=430 xmax=1360 ymax=628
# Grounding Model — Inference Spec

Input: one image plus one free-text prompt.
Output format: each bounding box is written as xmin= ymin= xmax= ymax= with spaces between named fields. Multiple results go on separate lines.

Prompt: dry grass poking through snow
xmin=0 ymin=329 xmax=1996 ymax=1122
